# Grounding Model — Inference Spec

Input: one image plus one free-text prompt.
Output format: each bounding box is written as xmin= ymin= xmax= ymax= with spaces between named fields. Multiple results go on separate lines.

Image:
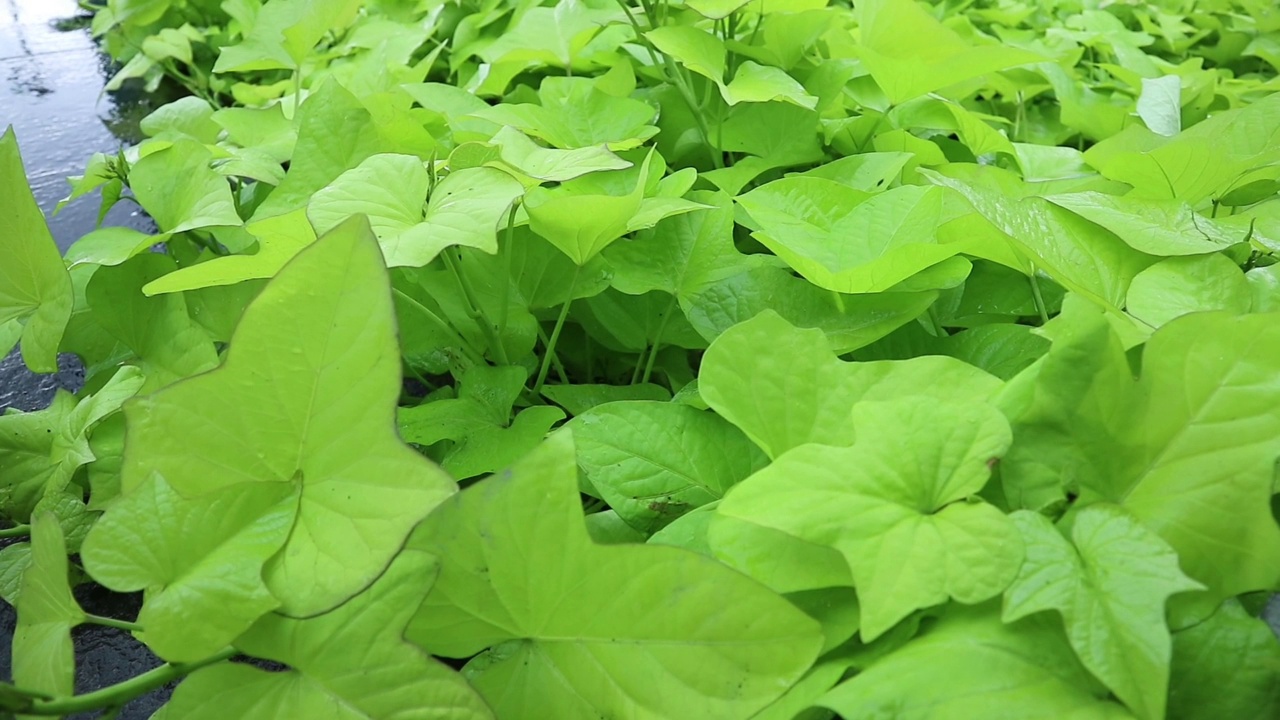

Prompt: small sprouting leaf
xmin=718 ymin=398 xmax=1022 ymax=639
xmin=117 ymin=217 xmax=457 ymax=617
xmin=1003 ymin=506 xmax=1203 ymax=720
xmin=0 ymin=127 xmax=74 ymax=373
xmin=699 ymin=311 xmax=1001 ymax=458
xmin=407 ymin=433 xmax=823 ymax=720
xmin=81 ymin=475 xmax=298 ymax=662
xmin=13 ymin=514 xmax=84 ymax=703
xmin=567 ymin=401 xmax=768 ymax=533
xmin=159 ymin=550 xmax=492 ymax=720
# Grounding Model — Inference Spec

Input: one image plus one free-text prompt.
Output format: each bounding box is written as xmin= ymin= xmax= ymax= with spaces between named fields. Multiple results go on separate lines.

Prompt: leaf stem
xmin=497 ymin=203 xmax=520 ymax=341
xmin=392 ymin=288 xmax=486 ymax=366
xmin=641 ymin=296 xmax=677 ymax=384
xmin=442 ymin=251 xmax=510 ymax=365
xmin=1028 ymin=266 xmax=1050 ymax=325
xmin=26 ymin=648 xmax=236 ymax=716
xmin=0 ymin=524 xmax=31 ymax=538
xmin=533 ymin=267 xmax=581 ymax=395
xmin=84 ymin=615 xmax=144 ymax=633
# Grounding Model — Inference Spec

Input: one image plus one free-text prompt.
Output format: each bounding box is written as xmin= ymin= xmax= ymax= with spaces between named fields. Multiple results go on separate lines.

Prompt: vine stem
xmin=497 ymin=203 xmax=520 ymax=341
xmin=0 ymin=524 xmax=30 ymax=538
xmin=26 ymin=648 xmax=236 ymax=716
xmin=392 ymin=288 xmax=485 ymax=366
xmin=640 ymin=296 xmax=676 ymax=384
xmin=84 ymin=615 xmax=143 ymax=633
xmin=1028 ymin=265 xmax=1050 ymax=325
xmin=442 ymin=251 xmax=510 ymax=365
xmin=533 ymin=267 xmax=581 ymax=395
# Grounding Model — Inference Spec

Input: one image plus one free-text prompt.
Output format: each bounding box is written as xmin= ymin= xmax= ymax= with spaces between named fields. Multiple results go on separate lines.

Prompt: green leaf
xmin=525 ymin=152 xmax=652 ymax=265
xmin=13 ymin=514 xmax=84 ymax=703
xmin=718 ymin=398 xmax=1022 ymax=639
xmin=407 ymin=433 xmax=823 ymax=720
xmin=252 ymin=80 xmax=436 ymax=220
xmin=541 ymin=383 xmax=672 ymax=416
xmin=160 ymin=549 xmax=492 ymax=720
xmin=491 ymin=126 xmax=631 ymax=182
xmin=720 ymin=62 xmax=818 ymax=109
xmin=1003 ymin=506 xmax=1203 ymax=720
xmin=856 ymin=0 xmax=1044 ymax=104
xmin=308 ymin=154 xmax=524 ymax=266
xmin=1136 ymin=76 xmax=1182 ymax=137
xmin=926 ymin=166 xmax=1153 ymax=309
xmin=128 ymin=141 xmax=243 ymax=233
xmin=64 ymin=227 xmax=167 ymax=269
xmin=0 ymin=127 xmax=74 ymax=373
xmin=567 ymin=401 xmax=768 ymax=533
xmin=646 ymin=26 xmax=726 ymax=84
xmin=1125 ymin=254 xmax=1251 ymax=327
xmin=999 ymin=302 xmax=1280 ymax=615
xmin=142 ymin=209 xmax=319 ymax=294
xmin=821 ymin=602 xmax=1134 ymax=719
xmin=1043 ymin=192 xmax=1237 ymax=256
xmin=699 ymin=311 xmax=1002 ymax=458
xmin=81 ymin=475 xmax=298 ymax=662
xmin=475 ymin=78 xmax=658 ymax=151
xmin=117 ymin=217 xmax=456 ymax=616
xmin=86 ymin=254 xmax=220 ymax=390
xmin=737 ymin=179 xmax=960 ymax=293
xmin=214 ymin=0 xmax=362 ymax=72
xmin=1167 ymin=600 xmax=1280 ymax=720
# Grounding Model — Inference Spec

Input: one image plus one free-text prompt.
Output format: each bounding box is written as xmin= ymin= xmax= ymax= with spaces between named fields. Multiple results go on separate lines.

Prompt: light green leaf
xmin=0 ymin=127 xmax=74 ymax=373
xmin=718 ymin=399 xmax=1021 ymax=639
xmin=473 ymin=77 xmax=658 ymax=151
xmin=252 ymin=81 xmax=436 ymax=220
xmin=567 ymin=401 xmax=768 ymax=533
xmin=441 ymin=405 xmax=566 ymax=480
xmin=683 ymin=0 xmax=752 ymax=20
xmin=1136 ymin=75 xmax=1182 ymax=137
xmin=999 ymin=302 xmax=1280 ymax=616
xmin=720 ymin=62 xmax=818 ymax=109
xmin=856 ymin=0 xmax=1044 ymax=103
xmin=118 ymin=217 xmax=456 ymax=616
xmin=64 ymin=227 xmax=167 ymax=269
xmin=81 ymin=475 xmax=298 ymax=662
xmin=1125 ymin=254 xmax=1251 ymax=327
xmin=142 ymin=209 xmax=319 ymax=295
xmin=646 ymin=26 xmax=726 ymax=83
xmin=491 ymin=126 xmax=631 ymax=182
xmin=1043 ymin=192 xmax=1238 ymax=256
xmin=737 ymin=179 xmax=958 ymax=293
xmin=699 ymin=311 xmax=1002 ymax=458
xmin=128 ymin=140 xmax=243 ymax=233
xmin=821 ymin=602 xmax=1134 ymax=719
xmin=159 ymin=550 xmax=492 ymax=720
xmin=13 ymin=514 xmax=84 ymax=703
xmin=214 ymin=0 xmax=362 ymax=72
xmin=407 ymin=433 xmax=823 ymax=720
xmin=925 ymin=166 xmax=1153 ymax=309
xmin=526 ymin=152 xmax=652 ymax=265
xmin=1003 ymin=506 xmax=1203 ymax=720
xmin=478 ymin=0 xmax=615 ymax=73
xmin=541 ymin=383 xmax=672 ymax=416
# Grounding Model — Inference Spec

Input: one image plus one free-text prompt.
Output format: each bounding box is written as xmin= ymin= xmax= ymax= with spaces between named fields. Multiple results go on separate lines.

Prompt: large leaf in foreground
xmin=157 ymin=550 xmax=491 ymax=720
xmin=718 ymin=399 xmax=1022 ymax=639
xmin=699 ymin=311 xmax=1001 ymax=458
xmin=821 ymin=603 xmax=1133 ymax=719
xmin=407 ymin=433 xmax=823 ymax=720
xmin=0 ymin=127 xmax=73 ymax=373
xmin=1000 ymin=302 xmax=1280 ymax=616
xmin=1003 ymin=506 xmax=1202 ymax=720
xmin=118 ymin=217 xmax=456 ymax=616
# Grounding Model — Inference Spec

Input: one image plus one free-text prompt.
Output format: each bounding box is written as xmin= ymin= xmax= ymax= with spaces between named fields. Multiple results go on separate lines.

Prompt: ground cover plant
xmin=3 ymin=0 xmax=1280 ymax=716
